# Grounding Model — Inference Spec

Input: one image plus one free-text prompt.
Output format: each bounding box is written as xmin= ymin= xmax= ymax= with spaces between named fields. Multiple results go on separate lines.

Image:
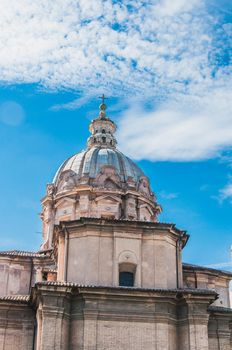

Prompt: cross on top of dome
xmin=99 ymin=93 xmax=107 ymax=104
xmin=98 ymin=94 xmax=108 ymax=119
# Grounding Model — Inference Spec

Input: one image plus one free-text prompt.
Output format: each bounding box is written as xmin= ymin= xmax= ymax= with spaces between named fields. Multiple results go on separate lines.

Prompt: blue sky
xmin=0 ymin=0 xmax=231 ymax=269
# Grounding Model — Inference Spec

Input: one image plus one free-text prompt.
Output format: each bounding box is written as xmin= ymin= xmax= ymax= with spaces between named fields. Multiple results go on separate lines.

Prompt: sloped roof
xmin=0 ymin=295 xmax=30 ymax=303
xmin=183 ymin=262 xmax=232 ymax=278
xmin=0 ymin=250 xmax=51 ymax=258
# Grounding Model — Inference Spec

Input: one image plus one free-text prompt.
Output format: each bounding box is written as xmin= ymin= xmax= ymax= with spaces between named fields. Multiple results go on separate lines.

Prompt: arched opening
xmin=119 ymin=262 xmax=136 ymax=287
xmin=102 ymin=136 xmax=106 ymax=143
xmin=102 ymin=129 xmax=106 ymax=133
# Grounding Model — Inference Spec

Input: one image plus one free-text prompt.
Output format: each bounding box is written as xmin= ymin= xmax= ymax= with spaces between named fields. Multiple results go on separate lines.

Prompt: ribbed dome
xmin=53 ymin=146 xmax=144 ymax=186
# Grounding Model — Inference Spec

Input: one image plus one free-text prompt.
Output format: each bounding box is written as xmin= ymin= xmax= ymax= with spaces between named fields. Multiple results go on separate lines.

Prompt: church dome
xmin=53 ymin=147 xmax=145 ymax=188
xmin=41 ymin=97 xmax=161 ymax=249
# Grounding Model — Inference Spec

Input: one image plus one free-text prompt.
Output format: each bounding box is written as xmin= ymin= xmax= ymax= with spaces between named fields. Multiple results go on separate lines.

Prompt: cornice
xmin=208 ymin=305 xmax=232 ymax=314
xmin=183 ymin=262 xmax=232 ymax=279
xmin=0 ymin=250 xmax=51 ymax=259
xmin=31 ymin=282 xmax=217 ymax=311
xmin=54 ymin=217 xmax=188 ymax=245
xmin=0 ymin=295 xmax=30 ymax=304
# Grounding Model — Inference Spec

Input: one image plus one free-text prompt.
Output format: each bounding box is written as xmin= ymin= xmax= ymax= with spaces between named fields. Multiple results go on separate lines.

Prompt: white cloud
xmin=219 ymin=183 xmax=232 ymax=202
xmin=51 ymin=95 xmax=92 ymax=111
xmin=154 ymin=0 xmax=201 ymax=16
xmin=0 ymin=0 xmax=224 ymax=96
xmin=0 ymin=0 xmax=231 ymax=164
xmin=159 ymin=191 xmax=178 ymax=199
xmin=117 ymin=82 xmax=232 ymax=161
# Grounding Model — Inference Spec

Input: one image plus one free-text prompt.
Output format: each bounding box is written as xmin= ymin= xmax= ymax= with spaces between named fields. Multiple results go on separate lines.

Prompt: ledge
xmin=0 ymin=250 xmax=52 ymax=258
xmin=208 ymin=305 xmax=232 ymax=314
xmin=56 ymin=217 xmax=189 ymax=246
xmin=183 ymin=262 xmax=232 ymax=278
xmin=35 ymin=281 xmax=217 ymax=296
xmin=0 ymin=295 xmax=30 ymax=304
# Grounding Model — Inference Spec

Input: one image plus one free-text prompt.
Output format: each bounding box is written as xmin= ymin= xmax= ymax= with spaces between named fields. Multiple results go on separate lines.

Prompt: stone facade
xmin=32 ymin=284 xmax=217 ymax=350
xmin=0 ymin=100 xmax=231 ymax=349
xmin=53 ymin=219 xmax=187 ymax=289
xmin=183 ymin=263 xmax=232 ymax=307
xmin=0 ymin=296 xmax=34 ymax=350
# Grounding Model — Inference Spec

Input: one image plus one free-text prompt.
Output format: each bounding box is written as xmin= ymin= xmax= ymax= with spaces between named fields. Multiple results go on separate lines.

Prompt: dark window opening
xmin=102 ymin=136 xmax=106 ymax=143
xmin=42 ymin=272 xmax=48 ymax=281
xmin=119 ymin=271 xmax=134 ymax=287
xmin=102 ymin=129 xmax=106 ymax=133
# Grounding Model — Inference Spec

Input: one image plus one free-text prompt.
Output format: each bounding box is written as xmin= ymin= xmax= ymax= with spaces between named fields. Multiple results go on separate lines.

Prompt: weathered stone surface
xmin=0 ymin=298 xmax=35 ymax=350
xmin=0 ymin=251 xmax=55 ymax=297
xmin=53 ymin=219 xmax=187 ymax=289
xmin=183 ymin=263 xmax=232 ymax=308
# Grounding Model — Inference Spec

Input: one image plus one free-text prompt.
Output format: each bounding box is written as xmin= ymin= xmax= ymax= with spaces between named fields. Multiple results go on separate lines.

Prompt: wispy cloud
xmin=118 ymin=83 xmax=232 ymax=161
xmin=219 ymin=182 xmax=232 ymax=203
xmin=51 ymin=95 xmax=93 ymax=111
xmin=0 ymin=0 xmax=231 ymax=164
xmin=159 ymin=191 xmax=178 ymax=200
xmin=0 ymin=0 xmax=229 ymax=97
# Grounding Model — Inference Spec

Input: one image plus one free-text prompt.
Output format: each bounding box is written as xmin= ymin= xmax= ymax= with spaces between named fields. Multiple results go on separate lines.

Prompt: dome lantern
xmin=87 ymin=95 xmax=117 ymax=149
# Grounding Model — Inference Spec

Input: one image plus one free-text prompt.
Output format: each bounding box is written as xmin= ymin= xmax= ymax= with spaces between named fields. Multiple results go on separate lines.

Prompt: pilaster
xmin=208 ymin=307 xmax=232 ymax=350
xmin=178 ymin=293 xmax=216 ymax=350
xmin=34 ymin=285 xmax=71 ymax=350
xmin=83 ymin=310 xmax=98 ymax=350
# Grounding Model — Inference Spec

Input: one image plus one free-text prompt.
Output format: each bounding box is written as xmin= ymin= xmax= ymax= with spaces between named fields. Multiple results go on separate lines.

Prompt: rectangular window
xmin=119 ymin=271 xmax=134 ymax=287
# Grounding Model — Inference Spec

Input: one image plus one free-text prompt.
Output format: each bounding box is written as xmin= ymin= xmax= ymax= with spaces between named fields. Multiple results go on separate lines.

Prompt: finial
xmin=98 ymin=94 xmax=107 ymax=118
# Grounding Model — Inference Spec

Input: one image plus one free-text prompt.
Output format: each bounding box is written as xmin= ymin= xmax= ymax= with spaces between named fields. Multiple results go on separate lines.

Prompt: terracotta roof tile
xmin=36 ymin=281 xmax=217 ymax=295
xmin=0 ymin=250 xmax=50 ymax=258
xmin=208 ymin=305 xmax=232 ymax=313
xmin=0 ymin=295 xmax=30 ymax=303
xmin=183 ymin=262 xmax=232 ymax=277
